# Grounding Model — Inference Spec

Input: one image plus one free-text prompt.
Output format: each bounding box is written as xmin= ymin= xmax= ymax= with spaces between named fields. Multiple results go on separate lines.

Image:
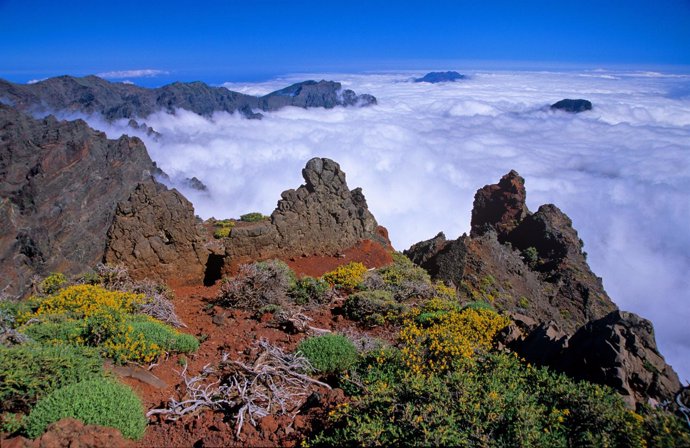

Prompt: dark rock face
xmin=0 ymin=76 xmax=377 ymax=121
xmin=259 ymin=80 xmax=377 ymax=110
xmin=183 ymin=176 xmax=208 ymax=192
xmin=561 ymin=311 xmax=681 ymax=408
xmin=405 ymin=169 xmax=679 ymax=406
xmin=470 ymin=170 xmax=529 ymax=241
xmin=404 ymin=232 xmax=448 ymax=267
xmin=550 ymin=99 xmax=592 ymax=113
xmin=414 ymin=71 xmax=465 ymax=83
xmin=104 ymin=183 xmax=209 ymax=282
xmin=0 ymin=104 xmax=156 ymax=296
xmin=223 ymin=157 xmax=387 ymax=271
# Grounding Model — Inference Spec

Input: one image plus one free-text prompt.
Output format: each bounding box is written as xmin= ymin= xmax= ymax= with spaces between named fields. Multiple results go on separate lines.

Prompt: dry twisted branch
xmin=147 ymin=339 xmax=330 ymax=437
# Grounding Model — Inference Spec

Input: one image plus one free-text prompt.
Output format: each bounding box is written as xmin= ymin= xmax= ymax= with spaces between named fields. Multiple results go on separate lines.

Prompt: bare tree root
xmin=147 ymin=339 xmax=331 ymax=437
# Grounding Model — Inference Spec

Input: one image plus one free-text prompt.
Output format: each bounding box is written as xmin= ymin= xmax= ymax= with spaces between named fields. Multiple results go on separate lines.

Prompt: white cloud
xmin=96 ymin=69 xmax=169 ymax=79
xmin=86 ymin=69 xmax=690 ymax=380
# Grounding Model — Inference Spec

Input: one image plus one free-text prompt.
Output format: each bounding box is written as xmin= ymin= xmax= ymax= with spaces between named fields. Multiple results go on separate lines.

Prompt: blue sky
xmin=1 ymin=0 xmax=689 ymax=83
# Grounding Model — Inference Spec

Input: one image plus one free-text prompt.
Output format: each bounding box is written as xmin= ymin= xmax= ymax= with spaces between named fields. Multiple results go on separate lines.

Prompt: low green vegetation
xmin=298 ymin=334 xmax=358 ymax=374
xmin=0 ymin=344 xmax=103 ymax=413
xmin=211 ymin=218 xmax=235 ymax=239
xmin=342 ymin=290 xmax=408 ymax=327
xmin=240 ymin=212 xmax=268 ymax=222
xmin=25 ymin=377 xmax=147 ymax=440
xmin=0 ymin=267 xmax=195 ymax=440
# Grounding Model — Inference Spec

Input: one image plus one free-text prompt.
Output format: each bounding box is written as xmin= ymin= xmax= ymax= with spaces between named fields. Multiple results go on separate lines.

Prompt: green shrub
xmin=311 ymin=350 xmax=665 ymax=447
xmin=298 ymin=334 xmax=358 ymax=374
xmin=240 ymin=212 xmax=267 ymax=222
xmin=40 ymin=273 xmax=68 ymax=295
xmin=289 ymin=277 xmax=332 ymax=305
xmin=127 ymin=317 xmax=199 ymax=353
xmin=364 ymin=253 xmax=433 ymax=301
xmin=342 ymin=290 xmax=408 ymax=327
xmin=0 ymin=344 xmax=103 ymax=413
xmin=213 ymin=226 xmax=232 ymax=239
xmin=521 ymin=246 xmax=539 ymax=268
xmin=462 ymin=300 xmax=495 ymax=312
xmin=25 ymin=377 xmax=147 ymax=440
xmin=22 ymin=316 xmax=84 ymax=344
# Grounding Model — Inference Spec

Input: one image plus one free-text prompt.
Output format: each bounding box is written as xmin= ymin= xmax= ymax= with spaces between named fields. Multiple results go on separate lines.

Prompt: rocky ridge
xmin=219 ymin=157 xmax=390 ymax=276
xmin=405 ymin=170 xmax=680 ymax=406
xmin=0 ymin=76 xmax=376 ymax=121
xmin=0 ymin=105 xmax=209 ymax=296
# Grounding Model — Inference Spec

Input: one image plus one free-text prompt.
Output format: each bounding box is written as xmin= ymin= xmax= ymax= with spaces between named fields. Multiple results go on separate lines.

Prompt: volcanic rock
xmin=258 ymin=80 xmax=377 ymax=109
xmin=0 ymin=105 xmax=156 ymax=296
xmin=470 ymin=170 xmax=529 ymax=241
xmin=560 ymin=311 xmax=681 ymax=407
xmin=550 ymin=99 xmax=592 ymax=113
xmin=104 ymin=182 xmax=209 ymax=282
xmin=222 ymin=158 xmax=388 ymax=273
xmin=0 ymin=76 xmax=377 ymax=121
xmin=183 ymin=176 xmax=208 ymax=192
xmin=404 ymin=232 xmax=448 ymax=267
xmin=414 ymin=71 xmax=466 ymax=83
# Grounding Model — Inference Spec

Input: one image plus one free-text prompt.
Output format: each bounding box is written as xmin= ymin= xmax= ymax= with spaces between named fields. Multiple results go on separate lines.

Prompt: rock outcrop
xmin=0 ymin=76 xmax=377 ymax=121
xmin=561 ymin=311 xmax=681 ymax=408
xmin=104 ymin=182 xmax=209 ymax=282
xmin=414 ymin=71 xmax=465 ymax=83
xmin=550 ymin=99 xmax=592 ymax=113
xmin=0 ymin=105 xmax=209 ymax=295
xmin=221 ymin=158 xmax=388 ymax=274
xmin=405 ymin=170 xmax=679 ymax=406
xmin=3 ymin=418 xmax=132 ymax=448
xmin=0 ymin=104 xmax=155 ymax=296
xmin=470 ymin=170 xmax=528 ymax=241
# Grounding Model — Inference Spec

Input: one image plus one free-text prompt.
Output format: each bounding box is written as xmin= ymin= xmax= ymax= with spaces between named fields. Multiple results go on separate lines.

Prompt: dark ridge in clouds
xmin=72 ymin=69 xmax=690 ymax=380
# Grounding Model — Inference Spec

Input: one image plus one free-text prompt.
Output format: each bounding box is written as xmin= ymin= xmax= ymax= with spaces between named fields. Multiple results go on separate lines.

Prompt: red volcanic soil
xmin=286 ymin=239 xmax=393 ymax=278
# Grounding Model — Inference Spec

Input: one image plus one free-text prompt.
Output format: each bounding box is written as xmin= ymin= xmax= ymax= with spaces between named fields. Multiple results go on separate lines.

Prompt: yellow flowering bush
xmin=22 ymin=285 xmax=144 ymax=322
xmin=399 ymin=307 xmax=509 ymax=374
xmin=322 ymin=262 xmax=368 ymax=291
xmin=19 ymin=284 xmax=195 ymax=364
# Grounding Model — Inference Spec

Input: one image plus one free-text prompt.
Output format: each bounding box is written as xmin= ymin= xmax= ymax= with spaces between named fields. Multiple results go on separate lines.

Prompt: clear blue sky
xmin=1 ymin=0 xmax=689 ymax=84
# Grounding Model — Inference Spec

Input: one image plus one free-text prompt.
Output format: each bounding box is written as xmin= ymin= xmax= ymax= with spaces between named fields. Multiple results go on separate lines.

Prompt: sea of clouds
xmin=85 ymin=69 xmax=690 ymax=380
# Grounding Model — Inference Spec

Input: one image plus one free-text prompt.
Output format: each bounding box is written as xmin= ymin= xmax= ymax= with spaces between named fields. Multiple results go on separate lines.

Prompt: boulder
xmin=560 ymin=311 xmax=681 ymax=408
xmin=104 ymin=182 xmax=209 ymax=282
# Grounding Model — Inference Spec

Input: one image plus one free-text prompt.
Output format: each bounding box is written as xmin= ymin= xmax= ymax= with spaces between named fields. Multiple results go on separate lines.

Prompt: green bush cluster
xmin=342 ymin=290 xmax=408 ymax=327
xmin=290 ymin=276 xmax=332 ymax=306
xmin=363 ymin=253 xmax=434 ymax=301
xmin=0 ymin=344 xmax=103 ymax=413
xmin=298 ymin=334 xmax=358 ymax=374
xmin=240 ymin=212 xmax=268 ymax=222
xmin=312 ymin=349 xmax=688 ymax=447
xmin=212 ymin=219 xmax=235 ymax=239
xmin=25 ymin=377 xmax=147 ymax=440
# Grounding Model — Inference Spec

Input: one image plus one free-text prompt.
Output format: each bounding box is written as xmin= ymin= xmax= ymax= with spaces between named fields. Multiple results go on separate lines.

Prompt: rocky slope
xmin=405 ymin=170 xmax=680 ymax=406
xmin=0 ymin=105 xmax=208 ymax=296
xmin=218 ymin=157 xmax=390 ymax=277
xmin=0 ymin=76 xmax=376 ymax=120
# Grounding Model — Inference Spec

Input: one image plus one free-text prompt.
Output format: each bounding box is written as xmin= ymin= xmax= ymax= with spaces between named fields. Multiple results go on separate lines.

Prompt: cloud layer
xmin=88 ymin=70 xmax=690 ymax=380
xmin=96 ymin=69 xmax=169 ymax=79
